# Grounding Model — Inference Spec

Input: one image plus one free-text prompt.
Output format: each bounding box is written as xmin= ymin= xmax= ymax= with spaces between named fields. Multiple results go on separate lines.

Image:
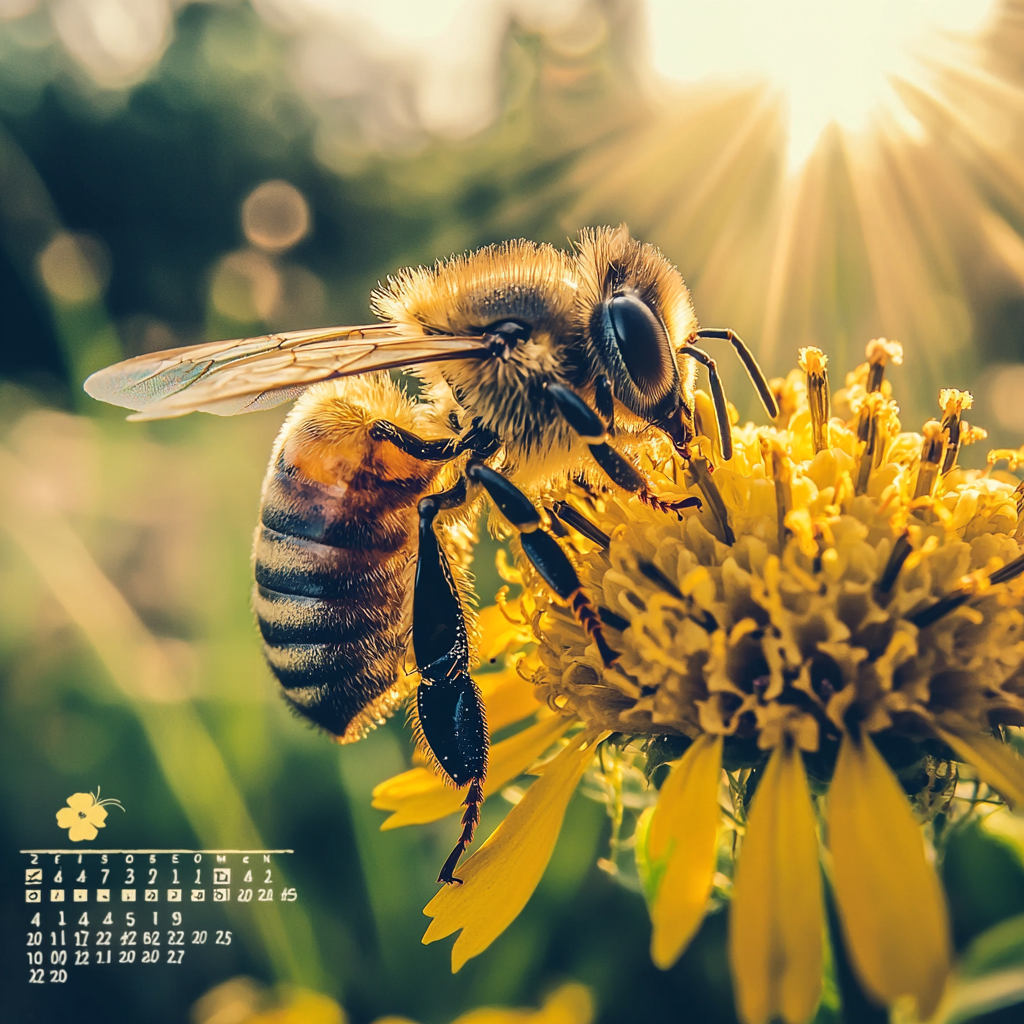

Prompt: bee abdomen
xmin=254 ymin=524 xmax=407 ymax=601
xmin=253 ymin=584 xmax=395 ymax=647
xmin=260 ymin=460 xmax=420 ymax=550
xmin=253 ymin=399 xmax=444 ymax=741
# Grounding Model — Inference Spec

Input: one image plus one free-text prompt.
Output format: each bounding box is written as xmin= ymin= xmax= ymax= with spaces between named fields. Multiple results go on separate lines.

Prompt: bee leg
xmin=368 ymin=420 xmax=461 ymax=460
xmin=546 ymin=384 xmax=702 ymax=519
xmin=691 ymin=328 xmax=780 ymax=420
xmin=370 ymin=417 xmax=500 ymax=462
xmin=414 ymin=479 xmax=488 ymax=885
xmin=466 ymin=460 xmax=620 ymax=667
xmin=595 ymin=374 xmax=615 ymax=436
xmin=551 ymin=501 xmax=611 ymax=548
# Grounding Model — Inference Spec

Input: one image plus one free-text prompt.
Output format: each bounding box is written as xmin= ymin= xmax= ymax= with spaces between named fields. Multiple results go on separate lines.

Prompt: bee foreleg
xmin=369 ymin=420 xmax=461 ymax=461
xmin=690 ymin=328 xmax=780 ymax=420
xmin=414 ymin=478 xmax=488 ymax=885
xmin=466 ymin=461 xmax=620 ymax=667
xmin=551 ymin=501 xmax=611 ymax=548
xmin=370 ymin=418 xmax=501 ymax=462
xmin=546 ymin=384 xmax=701 ymax=519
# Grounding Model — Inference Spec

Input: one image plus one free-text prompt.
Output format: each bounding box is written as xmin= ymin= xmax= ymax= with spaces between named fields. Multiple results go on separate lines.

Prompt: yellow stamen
xmin=938 ymin=388 xmax=973 ymax=476
xmin=688 ymin=458 xmax=735 ymax=545
xmin=914 ymin=421 xmax=945 ymax=500
xmin=763 ymin=438 xmax=792 ymax=553
xmin=864 ymin=337 xmax=903 ymax=392
xmin=854 ymin=392 xmax=886 ymax=496
xmin=798 ymin=347 xmax=830 ymax=453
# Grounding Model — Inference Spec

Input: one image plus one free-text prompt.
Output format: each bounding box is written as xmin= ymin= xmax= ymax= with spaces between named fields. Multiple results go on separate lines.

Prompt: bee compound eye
xmin=593 ymin=293 xmax=679 ymax=421
xmin=607 ymin=293 xmax=674 ymax=397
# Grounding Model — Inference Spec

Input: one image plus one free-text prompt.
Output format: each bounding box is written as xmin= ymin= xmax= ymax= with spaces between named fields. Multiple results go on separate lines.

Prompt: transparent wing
xmin=82 ymin=323 xmax=491 ymax=420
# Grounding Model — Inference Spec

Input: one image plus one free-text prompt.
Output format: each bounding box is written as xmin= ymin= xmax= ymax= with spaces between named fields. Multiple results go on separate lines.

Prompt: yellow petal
xmin=478 ymin=664 xmax=542 ymax=734
xmin=56 ymin=807 xmax=78 ymax=829
xmin=85 ymin=804 xmax=109 ymax=828
xmin=65 ymin=792 xmax=94 ymax=811
xmin=829 ymin=731 xmax=951 ymax=1018
xmin=647 ymin=734 xmax=723 ymax=969
xmin=68 ymin=820 xmax=99 ymax=842
xmin=249 ymin=989 xmax=346 ymax=1024
xmin=935 ymin=726 xmax=1024 ymax=809
xmin=476 ymin=602 xmax=534 ymax=663
xmin=373 ymin=714 xmax=573 ymax=829
xmin=729 ymin=743 xmax=824 ymax=1024
xmin=422 ymin=731 xmax=598 ymax=971
xmin=450 ymin=982 xmax=593 ymax=1024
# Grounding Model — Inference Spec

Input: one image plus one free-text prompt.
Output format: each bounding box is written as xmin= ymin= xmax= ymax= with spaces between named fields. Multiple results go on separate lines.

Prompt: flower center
xmin=78 ymin=811 xmax=87 ymax=819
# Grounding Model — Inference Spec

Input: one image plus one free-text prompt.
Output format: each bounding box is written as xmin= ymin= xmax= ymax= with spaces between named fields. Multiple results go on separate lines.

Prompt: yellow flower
xmin=371 ymin=338 xmax=1024 ymax=1023
xmin=444 ymin=982 xmax=593 ymax=1024
xmin=55 ymin=788 xmax=124 ymax=842
xmin=192 ymin=977 xmax=592 ymax=1024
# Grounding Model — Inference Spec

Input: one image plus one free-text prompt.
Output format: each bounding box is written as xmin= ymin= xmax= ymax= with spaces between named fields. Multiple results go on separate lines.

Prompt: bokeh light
xmin=36 ymin=230 xmax=109 ymax=303
xmin=241 ymin=179 xmax=311 ymax=253
xmin=51 ymin=0 xmax=172 ymax=88
xmin=210 ymin=248 xmax=282 ymax=324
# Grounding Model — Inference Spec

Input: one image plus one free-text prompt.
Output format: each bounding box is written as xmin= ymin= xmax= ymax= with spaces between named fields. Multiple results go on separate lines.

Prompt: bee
xmin=84 ymin=225 xmax=777 ymax=884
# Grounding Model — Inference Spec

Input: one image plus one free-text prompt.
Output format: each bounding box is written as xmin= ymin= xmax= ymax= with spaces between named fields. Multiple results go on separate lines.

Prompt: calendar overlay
xmin=19 ymin=849 xmax=296 ymax=984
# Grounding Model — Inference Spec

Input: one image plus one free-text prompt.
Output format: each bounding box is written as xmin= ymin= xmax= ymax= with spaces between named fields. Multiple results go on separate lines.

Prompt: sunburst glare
xmin=647 ymin=0 xmax=997 ymax=167
xmin=558 ymin=0 xmax=1024 ymax=435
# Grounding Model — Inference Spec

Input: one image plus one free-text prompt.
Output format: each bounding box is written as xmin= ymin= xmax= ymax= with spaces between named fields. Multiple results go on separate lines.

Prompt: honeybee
xmin=84 ymin=225 xmax=777 ymax=883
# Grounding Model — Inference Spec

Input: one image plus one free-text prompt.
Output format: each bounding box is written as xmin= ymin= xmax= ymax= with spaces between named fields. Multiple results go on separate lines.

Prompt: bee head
xmin=575 ymin=225 xmax=697 ymax=422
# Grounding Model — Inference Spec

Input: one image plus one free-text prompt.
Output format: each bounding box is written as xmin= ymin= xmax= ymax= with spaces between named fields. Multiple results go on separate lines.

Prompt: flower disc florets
xmin=530 ymin=342 xmax=1024 ymax=791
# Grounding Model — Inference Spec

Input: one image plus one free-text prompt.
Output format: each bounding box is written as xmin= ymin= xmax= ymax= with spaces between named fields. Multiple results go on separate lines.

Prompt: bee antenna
xmin=690 ymin=328 xmax=779 ymax=420
xmin=682 ymin=345 xmax=733 ymax=462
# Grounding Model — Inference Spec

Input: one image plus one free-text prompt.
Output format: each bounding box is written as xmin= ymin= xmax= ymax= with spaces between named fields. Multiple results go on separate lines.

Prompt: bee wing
xmin=83 ymin=324 xmax=491 ymax=420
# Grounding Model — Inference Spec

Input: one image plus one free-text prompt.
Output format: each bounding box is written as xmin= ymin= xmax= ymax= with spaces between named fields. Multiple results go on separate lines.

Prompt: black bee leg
xmin=595 ymin=374 xmax=616 ymax=436
xmin=414 ymin=478 xmax=488 ymax=885
xmin=551 ymin=501 xmax=611 ymax=548
xmin=370 ymin=420 xmax=461 ymax=460
xmin=369 ymin=418 xmax=500 ymax=462
xmin=546 ymin=384 xmax=702 ymax=518
xmin=466 ymin=460 xmax=620 ymax=667
xmin=691 ymin=328 xmax=780 ymax=420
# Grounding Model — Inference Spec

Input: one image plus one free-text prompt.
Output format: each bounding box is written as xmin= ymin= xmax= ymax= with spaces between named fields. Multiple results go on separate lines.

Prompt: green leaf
xmin=960 ymin=912 xmax=1024 ymax=979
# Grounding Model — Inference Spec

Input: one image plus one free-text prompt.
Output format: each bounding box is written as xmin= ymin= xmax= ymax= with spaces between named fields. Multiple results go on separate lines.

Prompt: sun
xmin=645 ymin=0 xmax=998 ymax=166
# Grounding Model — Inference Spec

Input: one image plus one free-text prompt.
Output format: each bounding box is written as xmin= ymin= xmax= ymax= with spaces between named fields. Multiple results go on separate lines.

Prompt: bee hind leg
xmin=546 ymin=384 xmax=702 ymax=520
xmin=414 ymin=479 xmax=488 ymax=885
xmin=466 ymin=460 xmax=620 ymax=667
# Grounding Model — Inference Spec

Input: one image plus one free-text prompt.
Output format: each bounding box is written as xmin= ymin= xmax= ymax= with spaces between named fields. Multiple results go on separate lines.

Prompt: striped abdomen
xmin=252 ymin=379 xmax=446 ymax=742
